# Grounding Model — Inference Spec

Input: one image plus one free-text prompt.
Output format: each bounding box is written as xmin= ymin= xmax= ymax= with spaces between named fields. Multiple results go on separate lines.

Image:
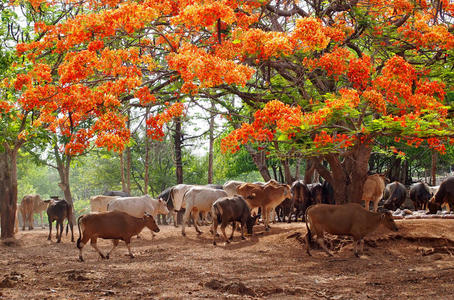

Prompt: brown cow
xmin=305 ymin=203 xmax=398 ymax=257
xmin=19 ymin=194 xmax=48 ymax=230
xmin=361 ymin=174 xmax=386 ymax=212
xmin=237 ymin=182 xmax=291 ymax=231
xmin=90 ymin=195 xmax=117 ymax=212
xmin=77 ymin=211 xmax=160 ymax=261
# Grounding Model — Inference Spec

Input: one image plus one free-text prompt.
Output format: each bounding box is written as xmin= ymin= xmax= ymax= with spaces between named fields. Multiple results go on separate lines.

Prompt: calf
xmin=77 ymin=211 xmax=160 ymax=261
xmin=305 ymin=203 xmax=398 ymax=257
xmin=211 ymin=196 xmax=258 ymax=245
xmin=383 ymin=181 xmax=407 ymax=211
xmin=47 ymin=199 xmax=74 ymax=243
xmin=362 ymin=174 xmax=386 ymax=212
xmin=19 ymin=194 xmax=49 ymax=230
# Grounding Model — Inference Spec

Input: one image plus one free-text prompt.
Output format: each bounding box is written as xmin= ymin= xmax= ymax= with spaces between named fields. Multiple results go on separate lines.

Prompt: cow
xmin=157 ymin=187 xmax=173 ymax=225
xmin=181 ymin=186 xmax=228 ymax=236
xmin=169 ymin=184 xmax=195 ymax=226
xmin=429 ymin=177 xmax=454 ymax=213
xmin=19 ymin=194 xmax=48 ymax=230
xmin=277 ymin=180 xmax=311 ymax=222
xmin=409 ymin=182 xmax=432 ymax=211
xmin=304 ymin=203 xmax=399 ymax=257
xmin=308 ymin=183 xmax=324 ymax=204
xmin=77 ymin=211 xmax=160 ymax=261
xmin=103 ymin=190 xmax=130 ymax=197
xmin=90 ymin=195 xmax=117 ymax=212
xmin=107 ymin=195 xmax=169 ymax=219
xmin=223 ymin=180 xmax=246 ymax=197
xmin=211 ymin=195 xmax=259 ymax=245
xmin=237 ymin=182 xmax=292 ymax=231
xmin=362 ymin=174 xmax=386 ymax=212
xmin=322 ymin=181 xmax=335 ymax=204
xmin=47 ymin=199 xmax=74 ymax=243
xmin=383 ymin=181 xmax=407 ymax=211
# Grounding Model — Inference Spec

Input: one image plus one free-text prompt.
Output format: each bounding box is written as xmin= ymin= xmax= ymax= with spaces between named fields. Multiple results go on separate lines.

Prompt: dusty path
xmin=1 ymin=219 xmax=453 ymax=299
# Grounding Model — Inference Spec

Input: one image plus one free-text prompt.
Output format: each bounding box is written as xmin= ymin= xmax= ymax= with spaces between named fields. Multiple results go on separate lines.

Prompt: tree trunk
xmin=0 ymin=147 xmax=18 ymax=239
xmin=125 ymin=109 xmax=131 ymax=194
xmin=144 ymin=107 xmax=150 ymax=195
xmin=245 ymin=145 xmax=271 ymax=181
xmin=54 ymin=146 xmax=75 ymax=223
xmin=431 ymin=150 xmax=437 ymax=186
xmin=294 ymin=158 xmax=301 ymax=180
xmin=304 ymin=159 xmax=316 ymax=183
xmin=313 ymin=144 xmax=372 ymax=204
xmin=207 ymin=101 xmax=216 ymax=184
xmin=281 ymin=158 xmax=294 ymax=184
xmin=174 ymin=117 xmax=183 ymax=184
xmin=120 ymin=152 xmax=126 ymax=192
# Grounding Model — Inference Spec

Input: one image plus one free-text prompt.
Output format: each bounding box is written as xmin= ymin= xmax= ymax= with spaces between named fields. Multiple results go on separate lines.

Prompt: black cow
xmin=410 ymin=182 xmax=432 ymax=210
xmin=47 ymin=199 xmax=74 ymax=243
xmin=383 ymin=181 xmax=407 ymax=211
xmin=157 ymin=187 xmax=173 ymax=225
xmin=430 ymin=176 xmax=454 ymax=213
xmin=206 ymin=184 xmax=224 ymax=190
xmin=289 ymin=180 xmax=312 ymax=222
xmin=211 ymin=195 xmax=258 ymax=245
xmin=103 ymin=190 xmax=130 ymax=197
xmin=308 ymin=183 xmax=324 ymax=205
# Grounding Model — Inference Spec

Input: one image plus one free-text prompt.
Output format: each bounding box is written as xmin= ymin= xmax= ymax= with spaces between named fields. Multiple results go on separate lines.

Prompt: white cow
xmin=107 ymin=195 xmax=169 ymax=218
xmin=223 ymin=180 xmax=245 ymax=197
xmin=181 ymin=187 xmax=228 ymax=236
xmin=90 ymin=195 xmax=117 ymax=212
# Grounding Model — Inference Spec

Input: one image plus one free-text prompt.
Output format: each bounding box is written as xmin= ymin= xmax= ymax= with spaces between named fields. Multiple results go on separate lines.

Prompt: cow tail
xmin=212 ymin=203 xmax=222 ymax=224
xmin=304 ymin=207 xmax=312 ymax=243
xmin=76 ymin=215 xmax=84 ymax=249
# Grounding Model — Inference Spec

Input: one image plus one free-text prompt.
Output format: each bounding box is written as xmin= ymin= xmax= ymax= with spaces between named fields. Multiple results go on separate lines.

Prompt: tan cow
xmin=90 ymin=195 xmax=117 ymax=212
xmin=305 ymin=203 xmax=398 ymax=257
xmin=237 ymin=182 xmax=291 ymax=231
xmin=361 ymin=174 xmax=386 ymax=212
xmin=19 ymin=194 xmax=48 ymax=230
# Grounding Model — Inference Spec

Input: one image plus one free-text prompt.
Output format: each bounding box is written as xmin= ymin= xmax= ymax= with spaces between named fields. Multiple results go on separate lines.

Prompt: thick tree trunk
xmin=245 ymin=145 xmax=271 ymax=181
xmin=125 ymin=109 xmax=131 ymax=194
xmin=281 ymin=158 xmax=294 ymax=184
xmin=207 ymin=101 xmax=216 ymax=184
xmin=304 ymin=159 xmax=316 ymax=183
xmin=294 ymin=158 xmax=301 ymax=180
xmin=174 ymin=117 xmax=183 ymax=184
xmin=0 ymin=147 xmax=18 ymax=239
xmin=313 ymin=144 xmax=372 ymax=204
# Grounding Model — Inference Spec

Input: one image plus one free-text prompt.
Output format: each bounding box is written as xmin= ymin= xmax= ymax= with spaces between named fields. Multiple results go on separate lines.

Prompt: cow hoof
xmin=241 ymin=236 xmax=246 ymax=240
xmin=181 ymin=232 xmax=186 ymax=237
xmin=213 ymin=241 xmax=217 ymax=246
xmin=57 ymin=240 xmax=61 ymax=243
xmin=130 ymin=254 xmax=135 ymax=259
xmin=197 ymin=231 xmax=203 ymax=235
xmin=100 ymin=254 xmax=106 ymax=259
xmin=79 ymin=256 xmax=84 ymax=262
xmin=355 ymin=252 xmax=360 ymax=258
xmin=265 ymin=227 xmax=270 ymax=232
xmin=226 ymin=240 xmax=230 ymax=244
xmin=106 ymin=254 xmax=110 ymax=259
xmin=47 ymin=237 xmax=51 ymax=241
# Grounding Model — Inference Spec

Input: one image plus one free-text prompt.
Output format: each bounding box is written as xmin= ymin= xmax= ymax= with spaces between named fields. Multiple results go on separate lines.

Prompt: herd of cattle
xmin=11 ymin=175 xmax=454 ymax=261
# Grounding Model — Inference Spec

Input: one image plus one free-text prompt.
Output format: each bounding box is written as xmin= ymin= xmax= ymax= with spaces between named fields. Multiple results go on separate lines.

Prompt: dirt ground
xmin=1 ymin=219 xmax=453 ymax=299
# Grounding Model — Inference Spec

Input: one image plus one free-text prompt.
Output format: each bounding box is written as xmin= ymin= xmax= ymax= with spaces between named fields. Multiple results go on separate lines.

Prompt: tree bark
xmin=174 ymin=117 xmax=183 ymax=184
xmin=120 ymin=152 xmax=126 ymax=192
xmin=245 ymin=145 xmax=271 ymax=181
xmin=144 ymin=107 xmax=151 ymax=195
xmin=125 ymin=109 xmax=131 ymax=194
xmin=54 ymin=145 xmax=75 ymax=223
xmin=207 ymin=101 xmax=216 ymax=184
xmin=304 ymin=159 xmax=316 ymax=183
xmin=313 ymin=144 xmax=372 ymax=204
xmin=0 ymin=147 xmax=18 ymax=239
xmin=431 ymin=150 xmax=437 ymax=186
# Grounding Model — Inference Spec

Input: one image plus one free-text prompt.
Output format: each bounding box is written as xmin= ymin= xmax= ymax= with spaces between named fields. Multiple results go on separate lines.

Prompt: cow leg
xmin=48 ymin=218 xmax=52 ymax=240
xmin=57 ymin=221 xmax=63 ymax=243
xmin=212 ymin=216 xmax=219 ymax=246
xmin=106 ymin=239 xmax=119 ymax=259
xmin=22 ymin=213 xmax=26 ymax=231
xmin=364 ymin=199 xmax=370 ymax=211
xmin=125 ymin=238 xmax=134 ymax=258
xmin=220 ymin=222 xmax=230 ymax=244
xmin=69 ymin=219 xmax=74 ymax=242
xmin=373 ymin=199 xmax=379 ymax=212
xmin=90 ymin=238 xmax=105 ymax=259
xmin=263 ymin=207 xmax=271 ymax=231
xmin=40 ymin=212 xmax=45 ymax=229
xmin=181 ymin=206 xmax=191 ymax=236
xmin=354 ymin=240 xmax=362 ymax=257
xmin=317 ymin=235 xmax=333 ymax=256
xmin=240 ymin=221 xmax=245 ymax=240
xmin=28 ymin=213 xmax=33 ymax=230
xmin=192 ymin=209 xmax=203 ymax=235
xmin=229 ymin=222 xmax=236 ymax=241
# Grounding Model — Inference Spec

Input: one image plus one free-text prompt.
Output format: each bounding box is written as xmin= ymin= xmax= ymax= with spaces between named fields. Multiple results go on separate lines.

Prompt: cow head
xmin=427 ymin=199 xmax=441 ymax=214
xmin=246 ymin=214 xmax=259 ymax=235
xmin=380 ymin=211 xmax=398 ymax=232
xmin=157 ymin=198 xmax=170 ymax=215
xmin=143 ymin=213 xmax=160 ymax=233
